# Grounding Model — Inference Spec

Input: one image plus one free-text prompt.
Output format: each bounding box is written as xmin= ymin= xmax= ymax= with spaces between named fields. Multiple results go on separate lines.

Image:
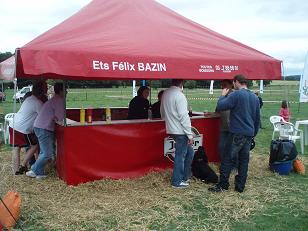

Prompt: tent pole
xmin=1 ymin=80 xmax=3 ymax=102
xmin=149 ymin=80 xmax=152 ymax=105
xmin=63 ymin=80 xmax=67 ymax=127
xmin=12 ymin=51 xmax=18 ymax=148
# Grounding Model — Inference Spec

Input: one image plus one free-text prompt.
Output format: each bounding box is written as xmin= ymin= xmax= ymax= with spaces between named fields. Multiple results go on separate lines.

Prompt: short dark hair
xmin=233 ymin=74 xmax=248 ymax=85
xmin=137 ymin=86 xmax=149 ymax=96
xmin=171 ymin=79 xmax=184 ymax=87
xmin=157 ymin=90 xmax=164 ymax=98
xmin=221 ymin=79 xmax=233 ymax=85
xmin=32 ymin=80 xmax=46 ymax=97
xmin=54 ymin=82 xmax=64 ymax=94
xmin=281 ymin=100 xmax=288 ymax=108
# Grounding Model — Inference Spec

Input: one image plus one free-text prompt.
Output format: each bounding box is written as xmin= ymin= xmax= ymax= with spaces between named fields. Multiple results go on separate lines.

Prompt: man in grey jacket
xmin=161 ymin=79 xmax=194 ymax=189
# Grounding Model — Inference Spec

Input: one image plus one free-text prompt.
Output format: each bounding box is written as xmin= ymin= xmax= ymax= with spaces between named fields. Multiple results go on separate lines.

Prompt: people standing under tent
xmin=209 ymin=74 xmax=260 ymax=193
xmin=255 ymin=91 xmax=263 ymax=128
xmin=216 ymin=80 xmax=235 ymax=166
xmin=9 ymin=80 xmax=48 ymax=175
xmin=279 ymin=100 xmax=291 ymax=122
xmin=151 ymin=90 xmax=164 ymax=118
xmin=26 ymin=82 xmax=66 ymax=179
xmin=127 ymin=86 xmax=150 ymax=119
xmin=24 ymin=90 xmax=48 ymax=166
xmin=161 ymin=79 xmax=194 ymax=189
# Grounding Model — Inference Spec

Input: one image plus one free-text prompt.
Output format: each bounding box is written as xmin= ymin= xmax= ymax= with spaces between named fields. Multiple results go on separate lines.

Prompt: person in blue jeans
xmin=26 ymin=83 xmax=66 ymax=179
xmin=216 ymin=80 xmax=237 ymax=167
xmin=171 ymin=135 xmax=194 ymax=187
xmin=161 ymin=79 xmax=194 ymax=189
xmin=209 ymin=74 xmax=260 ymax=193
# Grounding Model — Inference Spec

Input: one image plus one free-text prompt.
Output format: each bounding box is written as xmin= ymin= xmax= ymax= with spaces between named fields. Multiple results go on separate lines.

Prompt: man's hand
xmin=221 ymin=88 xmax=229 ymax=96
xmin=188 ymin=138 xmax=194 ymax=146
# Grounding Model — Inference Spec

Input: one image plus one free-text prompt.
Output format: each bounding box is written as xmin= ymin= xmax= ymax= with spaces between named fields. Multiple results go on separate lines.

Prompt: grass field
xmin=0 ymin=82 xmax=307 ymax=230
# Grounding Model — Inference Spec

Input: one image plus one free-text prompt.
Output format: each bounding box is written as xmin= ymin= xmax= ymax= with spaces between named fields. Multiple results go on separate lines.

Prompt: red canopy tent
xmin=16 ymin=0 xmax=281 ymax=80
xmin=12 ymin=0 xmax=282 ymax=185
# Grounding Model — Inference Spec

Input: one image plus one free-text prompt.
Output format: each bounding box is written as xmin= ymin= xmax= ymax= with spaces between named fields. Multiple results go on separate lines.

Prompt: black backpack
xmin=269 ymin=139 xmax=298 ymax=164
xmin=192 ymin=146 xmax=218 ymax=184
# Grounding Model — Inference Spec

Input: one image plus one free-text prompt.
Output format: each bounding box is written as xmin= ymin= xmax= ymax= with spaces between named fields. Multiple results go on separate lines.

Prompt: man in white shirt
xmin=26 ymin=82 xmax=66 ymax=179
xmin=161 ymin=79 xmax=194 ymax=188
xmin=9 ymin=80 xmax=47 ymax=174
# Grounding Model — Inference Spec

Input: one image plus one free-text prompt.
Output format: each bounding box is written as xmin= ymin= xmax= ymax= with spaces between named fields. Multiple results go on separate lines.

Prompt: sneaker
xmin=36 ymin=175 xmax=47 ymax=179
xmin=181 ymin=181 xmax=189 ymax=186
xmin=172 ymin=181 xmax=189 ymax=189
xmin=235 ymin=186 xmax=244 ymax=193
xmin=208 ymin=184 xmax=228 ymax=193
xmin=15 ymin=165 xmax=28 ymax=175
xmin=26 ymin=170 xmax=37 ymax=178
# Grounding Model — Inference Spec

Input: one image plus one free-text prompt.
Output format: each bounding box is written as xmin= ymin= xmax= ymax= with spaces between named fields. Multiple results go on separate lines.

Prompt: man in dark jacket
xmin=151 ymin=90 xmax=164 ymax=118
xmin=255 ymin=91 xmax=263 ymax=128
xmin=209 ymin=74 xmax=260 ymax=193
xmin=127 ymin=86 xmax=150 ymax=119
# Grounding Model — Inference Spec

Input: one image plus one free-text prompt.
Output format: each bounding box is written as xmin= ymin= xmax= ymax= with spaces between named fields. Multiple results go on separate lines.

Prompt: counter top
xmin=59 ymin=112 xmax=220 ymax=127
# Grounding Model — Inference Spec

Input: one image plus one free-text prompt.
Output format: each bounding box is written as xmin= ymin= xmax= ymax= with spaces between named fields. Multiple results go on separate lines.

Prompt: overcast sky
xmin=1 ymin=0 xmax=307 ymax=76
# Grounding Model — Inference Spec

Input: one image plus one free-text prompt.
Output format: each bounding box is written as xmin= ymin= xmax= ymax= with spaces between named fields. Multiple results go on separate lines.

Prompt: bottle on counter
xmin=148 ymin=106 xmax=152 ymax=120
xmin=188 ymin=106 xmax=193 ymax=117
xmin=86 ymin=108 xmax=93 ymax=123
xmin=106 ymin=107 xmax=111 ymax=123
xmin=80 ymin=106 xmax=85 ymax=124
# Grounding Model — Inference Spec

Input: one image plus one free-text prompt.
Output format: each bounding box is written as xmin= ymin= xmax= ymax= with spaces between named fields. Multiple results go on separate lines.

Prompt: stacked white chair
xmin=274 ymin=121 xmax=304 ymax=154
xmin=269 ymin=116 xmax=286 ymax=140
xmin=4 ymin=113 xmax=15 ymax=144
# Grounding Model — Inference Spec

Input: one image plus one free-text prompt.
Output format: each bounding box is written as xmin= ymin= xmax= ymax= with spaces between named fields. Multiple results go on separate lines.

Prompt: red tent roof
xmin=17 ymin=0 xmax=281 ymax=80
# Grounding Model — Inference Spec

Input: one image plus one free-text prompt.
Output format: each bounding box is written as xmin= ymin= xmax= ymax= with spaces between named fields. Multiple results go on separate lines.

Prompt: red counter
xmin=56 ymin=108 xmax=220 ymax=185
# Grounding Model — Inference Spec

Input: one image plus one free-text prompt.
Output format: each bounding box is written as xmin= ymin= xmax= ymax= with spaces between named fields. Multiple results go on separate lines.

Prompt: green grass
xmin=1 ymin=81 xmax=308 ymax=230
xmin=231 ymin=172 xmax=308 ymax=231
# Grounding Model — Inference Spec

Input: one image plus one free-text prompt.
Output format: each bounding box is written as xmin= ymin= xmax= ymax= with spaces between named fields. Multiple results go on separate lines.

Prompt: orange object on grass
xmin=0 ymin=191 xmax=21 ymax=230
xmin=293 ymin=159 xmax=305 ymax=175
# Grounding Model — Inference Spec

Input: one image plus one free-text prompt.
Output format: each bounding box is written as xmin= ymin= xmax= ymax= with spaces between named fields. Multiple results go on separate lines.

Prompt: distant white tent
xmin=299 ymin=52 xmax=308 ymax=103
xmin=0 ymin=56 xmax=15 ymax=81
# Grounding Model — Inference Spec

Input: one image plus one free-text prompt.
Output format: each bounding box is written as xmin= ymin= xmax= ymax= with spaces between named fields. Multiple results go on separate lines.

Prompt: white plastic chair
xmin=0 ymin=123 xmax=4 ymax=143
xmin=270 ymin=116 xmax=286 ymax=140
xmin=4 ymin=113 xmax=15 ymax=144
xmin=274 ymin=121 xmax=304 ymax=154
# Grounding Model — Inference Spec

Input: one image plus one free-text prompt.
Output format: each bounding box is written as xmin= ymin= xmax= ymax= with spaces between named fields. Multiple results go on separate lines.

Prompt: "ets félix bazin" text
xmin=92 ymin=60 xmax=167 ymax=72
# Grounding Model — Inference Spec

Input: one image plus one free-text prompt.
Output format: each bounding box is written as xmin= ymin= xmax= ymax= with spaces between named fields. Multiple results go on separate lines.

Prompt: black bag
xmin=192 ymin=146 xmax=218 ymax=184
xmin=269 ymin=139 xmax=298 ymax=164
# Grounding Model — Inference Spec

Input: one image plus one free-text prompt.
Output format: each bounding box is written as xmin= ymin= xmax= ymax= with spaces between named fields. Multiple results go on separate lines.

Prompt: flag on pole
xmin=259 ymin=80 xmax=264 ymax=94
xmin=132 ymin=80 xmax=137 ymax=97
xmin=299 ymin=52 xmax=308 ymax=103
xmin=299 ymin=74 xmax=302 ymax=93
xmin=209 ymin=80 xmax=214 ymax=95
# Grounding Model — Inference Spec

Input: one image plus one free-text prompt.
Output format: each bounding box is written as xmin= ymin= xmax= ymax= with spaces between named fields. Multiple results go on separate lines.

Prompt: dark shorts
xmin=9 ymin=127 xmax=38 ymax=147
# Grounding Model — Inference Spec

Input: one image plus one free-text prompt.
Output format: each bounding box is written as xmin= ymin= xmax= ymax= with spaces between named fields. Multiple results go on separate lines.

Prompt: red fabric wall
xmin=56 ymin=117 xmax=220 ymax=185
